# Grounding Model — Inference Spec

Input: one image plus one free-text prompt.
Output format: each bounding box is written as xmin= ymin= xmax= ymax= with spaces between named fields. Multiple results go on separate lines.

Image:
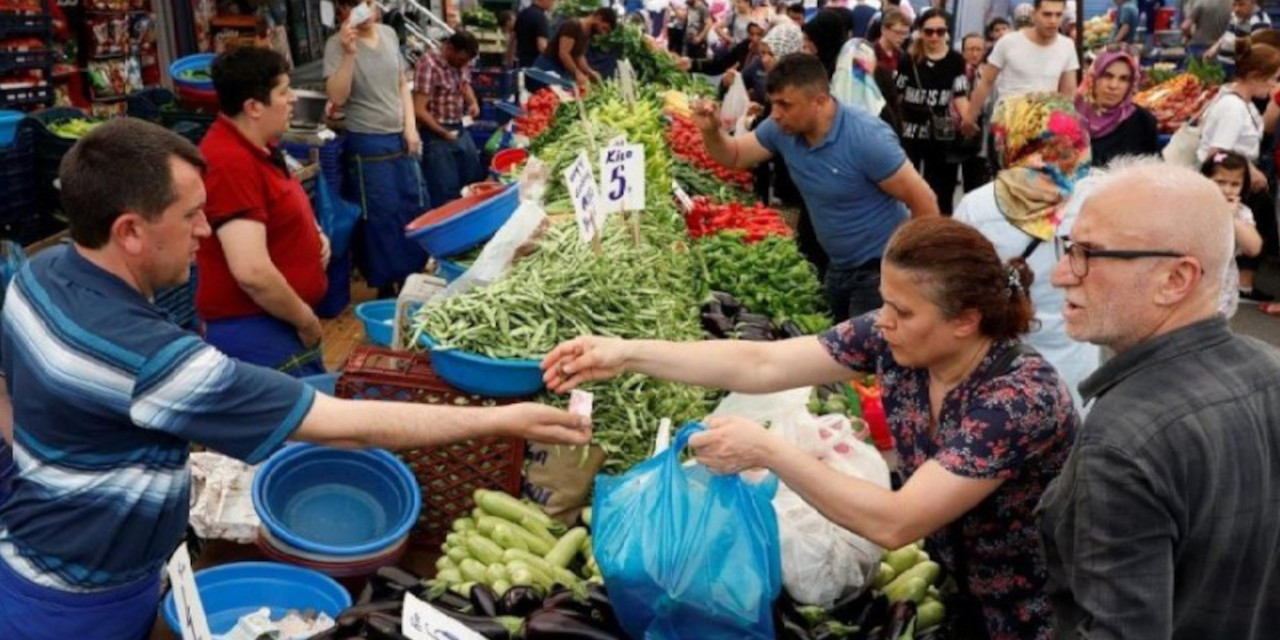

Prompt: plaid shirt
xmin=1038 ymin=317 xmax=1280 ymax=639
xmin=413 ymin=50 xmax=470 ymax=125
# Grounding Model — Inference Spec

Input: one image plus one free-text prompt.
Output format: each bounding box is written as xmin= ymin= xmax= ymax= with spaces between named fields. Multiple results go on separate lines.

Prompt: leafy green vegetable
xmin=695 ymin=232 xmax=831 ymax=333
xmin=462 ymin=7 xmax=498 ymax=28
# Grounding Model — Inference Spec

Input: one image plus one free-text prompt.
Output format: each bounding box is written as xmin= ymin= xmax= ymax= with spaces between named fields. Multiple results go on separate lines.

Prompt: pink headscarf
xmin=1075 ymin=50 xmax=1139 ymax=139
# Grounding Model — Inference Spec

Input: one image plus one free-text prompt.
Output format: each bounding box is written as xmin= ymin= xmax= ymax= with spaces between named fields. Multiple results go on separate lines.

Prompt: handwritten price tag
xmin=672 ymin=180 xmax=693 ymax=213
xmin=564 ymin=152 xmax=601 ymax=243
xmin=403 ymin=592 xmax=486 ymax=640
xmin=598 ymin=144 xmax=646 ymax=215
xmin=167 ymin=543 xmax=212 ymax=640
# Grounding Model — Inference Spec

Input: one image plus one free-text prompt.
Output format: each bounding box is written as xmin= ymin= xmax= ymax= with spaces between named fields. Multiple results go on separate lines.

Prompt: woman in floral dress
xmin=542 ymin=217 xmax=1078 ymax=639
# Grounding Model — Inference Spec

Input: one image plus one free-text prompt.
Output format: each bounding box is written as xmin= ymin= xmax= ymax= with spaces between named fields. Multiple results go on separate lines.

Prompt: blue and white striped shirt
xmin=0 ymin=246 xmax=314 ymax=592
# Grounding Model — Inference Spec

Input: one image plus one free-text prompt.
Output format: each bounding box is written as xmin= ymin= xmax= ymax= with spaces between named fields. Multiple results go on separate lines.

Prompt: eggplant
xmin=499 ymin=585 xmax=545 ymax=618
xmin=829 ymin=590 xmax=874 ymax=626
xmin=582 ymin=583 xmax=616 ymax=626
xmin=430 ymin=591 xmax=474 ymax=613
xmin=875 ymin=601 xmax=917 ymax=640
xmin=736 ymin=312 xmax=772 ymax=325
xmin=779 ymin=616 xmax=815 ymax=640
xmin=364 ymin=613 xmax=409 ymax=640
xmin=779 ymin=319 xmax=805 ymax=339
xmin=336 ymin=600 xmax=405 ymax=630
xmin=470 ymin=583 xmax=499 ymax=618
xmin=848 ymin=594 xmax=890 ymax=632
xmin=711 ymin=291 xmax=743 ymax=316
xmin=702 ymin=298 xmax=724 ymax=316
xmin=357 ymin=581 xmax=375 ymax=605
xmin=434 ymin=608 xmax=518 ymax=640
xmin=701 ymin=311 xmax=735 ymax=337
xmin=524 ymin=609 xmax=629 ymax=640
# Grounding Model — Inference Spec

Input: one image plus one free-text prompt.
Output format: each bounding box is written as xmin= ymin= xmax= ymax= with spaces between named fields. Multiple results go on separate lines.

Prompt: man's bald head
xmin=1088 ymin=157 xmax=1234 ymax=295
xmin=1053 ymin=157 xmax=1234 ymax=352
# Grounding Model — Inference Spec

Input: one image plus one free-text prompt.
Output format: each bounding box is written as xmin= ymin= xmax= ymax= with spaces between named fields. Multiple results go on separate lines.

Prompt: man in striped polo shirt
xmin=0 ymin=119 xmax=591 ymax=640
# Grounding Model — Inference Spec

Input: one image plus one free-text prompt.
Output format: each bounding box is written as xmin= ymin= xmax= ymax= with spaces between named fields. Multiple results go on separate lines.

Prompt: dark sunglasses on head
xmin=921 ymin=27 xmax=947 ymax=36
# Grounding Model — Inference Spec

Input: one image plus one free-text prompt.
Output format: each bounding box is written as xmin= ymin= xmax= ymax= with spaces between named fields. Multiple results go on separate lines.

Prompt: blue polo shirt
xmin=0 ymin=245 xmax=314 ymax=594
xmin=755 ymin=103 xmax=909 ymax=269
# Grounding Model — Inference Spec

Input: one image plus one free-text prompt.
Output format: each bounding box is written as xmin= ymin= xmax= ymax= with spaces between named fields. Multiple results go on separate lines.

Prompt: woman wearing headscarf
xmin=803 ymin=9 xmax=849 ymax=78
xmin=750 ymin=23 xmax=806 ymax=210
xmin=1075 ymin=50 xmax=1158 ymax=168
xmin=954 ymin=92 xmax=1101 ymax=413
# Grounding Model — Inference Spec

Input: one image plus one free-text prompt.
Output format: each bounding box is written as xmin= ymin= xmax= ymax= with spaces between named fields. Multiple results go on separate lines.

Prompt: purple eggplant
xmin=524 ymin=609 xmax=629 ymax=640
xmin=470 ymin=583 xmax=499 ymax=618
xmin=498 ymin=585 xmax=545 ymax=618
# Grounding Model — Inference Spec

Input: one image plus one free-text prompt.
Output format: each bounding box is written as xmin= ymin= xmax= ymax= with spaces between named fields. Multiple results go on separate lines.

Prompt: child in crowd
xmin=1202 ymin=151 xmax=1264 ymax=318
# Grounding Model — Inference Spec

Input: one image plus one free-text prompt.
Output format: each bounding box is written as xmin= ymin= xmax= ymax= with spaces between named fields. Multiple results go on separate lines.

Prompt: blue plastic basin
xmin=162 ymin=562 xmax=350 ymax=636
xmin=419 ymin=333 xmax=545 ymax=397
xmin=301 ymin=373 xmax=339 ymax=395
xmin=170 ymin=53 xmax=215 ymax=91
xmin=435 ymin=258 xmax=467 ymax=282
xmin=405 ymin=182 xmax=519 ymax=258
xmin=253 ymin=444 xmax=421 ymax=557
xmin=355 ymin=300 xmax=397 ymax=347
xmin=0 ymin=110 xmax=23 ymax=148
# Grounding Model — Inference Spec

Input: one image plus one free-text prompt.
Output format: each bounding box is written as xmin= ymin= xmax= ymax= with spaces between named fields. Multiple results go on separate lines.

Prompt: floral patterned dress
xmin=820 ymin=313 xmax=1078 ymax=640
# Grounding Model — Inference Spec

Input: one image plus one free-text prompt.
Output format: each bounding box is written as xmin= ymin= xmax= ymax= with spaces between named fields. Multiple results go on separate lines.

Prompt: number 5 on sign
xmin=599 ymin=144 xmax=645 ymax=215
xmin=563 ymin=151 xmax=600 ymax=243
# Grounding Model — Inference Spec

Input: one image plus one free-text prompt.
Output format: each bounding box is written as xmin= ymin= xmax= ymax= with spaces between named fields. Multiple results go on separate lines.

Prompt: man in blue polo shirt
xmin=0 ymin=120 xmax=591 ymax=640
xmin=692 ymin=52 xmax=939 ymax=321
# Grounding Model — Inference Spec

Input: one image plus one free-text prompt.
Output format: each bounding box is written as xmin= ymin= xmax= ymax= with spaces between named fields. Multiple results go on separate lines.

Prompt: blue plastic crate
xmin=0 ymin=110 xmax=22 ymax=148
xmin=471 ymin=67 xmax=514 ymax=101
xmin=469 ymin=120 xmax=499 ymax=151
xmin=281 ymin=134 xmax=346 ymax=192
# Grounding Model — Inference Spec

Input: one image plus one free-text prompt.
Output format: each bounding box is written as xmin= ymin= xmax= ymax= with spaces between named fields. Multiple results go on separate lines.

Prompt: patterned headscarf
xmin=1076 ymin=50 xmax=1140 ymax=139
xmin=992 ymin=93 xmax=1091 ymax=241
xmin=763 ymin=22 xmax=803 ymax=58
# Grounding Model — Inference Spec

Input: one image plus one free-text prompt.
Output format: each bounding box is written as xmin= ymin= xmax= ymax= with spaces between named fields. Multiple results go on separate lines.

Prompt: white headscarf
xmin=762 ymin=21 xmax=803 ymax=57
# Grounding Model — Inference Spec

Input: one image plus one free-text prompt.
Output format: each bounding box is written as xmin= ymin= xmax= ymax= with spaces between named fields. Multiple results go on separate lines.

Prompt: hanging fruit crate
xmin=335 ymin=346 xmax=526 ymax=549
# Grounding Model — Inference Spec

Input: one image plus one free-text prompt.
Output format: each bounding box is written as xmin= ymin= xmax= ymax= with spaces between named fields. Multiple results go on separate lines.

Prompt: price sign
xmin=563 ymin=152 xmax=601 ymax=243
xmin=672 ymin=180 xmax=693 ymax=213
xmin=167 ymin=543 xmax=212 ymax=640
xmin=598 ymin=144 xmax=646 ymax=215
xmin=403 ymin=592 xmax=486 ymax=640
xmin=617 ymin=59 xmax=638 ymax=105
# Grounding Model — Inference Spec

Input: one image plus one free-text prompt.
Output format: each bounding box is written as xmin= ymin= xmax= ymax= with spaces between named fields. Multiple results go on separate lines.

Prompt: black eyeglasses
xmin=1054 ymin=236 xmax=1189 ymax=278
xmin=921 ymin=28 xmax=947 ymax=36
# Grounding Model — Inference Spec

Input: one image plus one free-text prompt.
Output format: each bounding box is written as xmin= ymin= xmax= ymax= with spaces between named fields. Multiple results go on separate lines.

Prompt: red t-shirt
xmin=196 ymin=116 xmax=327 ymax=321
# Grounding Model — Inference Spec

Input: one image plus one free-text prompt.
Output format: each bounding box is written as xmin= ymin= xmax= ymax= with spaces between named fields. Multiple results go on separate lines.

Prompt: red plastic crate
xmin=335 ymin=346 xmax=526 ymax=549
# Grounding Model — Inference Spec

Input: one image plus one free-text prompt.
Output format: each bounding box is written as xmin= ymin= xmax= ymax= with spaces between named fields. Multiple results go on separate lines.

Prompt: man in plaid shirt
xmin=413 ymin=30 xmax=484 ymax=207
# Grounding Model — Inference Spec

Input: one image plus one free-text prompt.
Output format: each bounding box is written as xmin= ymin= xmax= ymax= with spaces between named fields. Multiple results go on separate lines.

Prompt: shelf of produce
xmin=0 ymin=48 xmax=52 ymax=74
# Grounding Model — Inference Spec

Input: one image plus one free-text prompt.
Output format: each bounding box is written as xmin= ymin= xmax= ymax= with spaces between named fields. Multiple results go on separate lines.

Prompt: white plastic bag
xmin=441 ymin=158 xmax=550 ymax=299
xmin=189 ymin=452 xmax=260 ymax=544
xmin=710 ymin=389 xmax=890 ymax=606
xmin=831 ymin=38 xmax=886 ymax=118
xmin=720 ymin=73 xmax=751 ymax=133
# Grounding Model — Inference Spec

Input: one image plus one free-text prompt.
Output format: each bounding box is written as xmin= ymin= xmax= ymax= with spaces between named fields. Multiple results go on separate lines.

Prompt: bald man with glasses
xmin=1036 ymin=157 xmax=1280 ymax=639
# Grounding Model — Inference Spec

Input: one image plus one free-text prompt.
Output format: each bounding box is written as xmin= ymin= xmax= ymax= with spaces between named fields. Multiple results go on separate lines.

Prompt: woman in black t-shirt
xmin=896 ymin=9 xmax=972 ymax=215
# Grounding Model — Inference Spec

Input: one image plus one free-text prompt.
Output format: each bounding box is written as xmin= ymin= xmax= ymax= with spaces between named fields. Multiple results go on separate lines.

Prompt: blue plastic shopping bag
xmin=313 ymin=172 xmax=360 ymax=260
xmin=593 ymin=422 xmax=783 ymax=639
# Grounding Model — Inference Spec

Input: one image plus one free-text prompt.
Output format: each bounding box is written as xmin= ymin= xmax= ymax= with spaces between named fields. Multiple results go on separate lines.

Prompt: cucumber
xmin=519 ymin=515 xmax=560 ymax=546
xmin=459 ymin=558 xmax=488 ymax=583
xmin=436 ymin=568 xmax=462 ymax=584
xmin=474 ymin=490 xmax=562 ymax=533
xmin=545 ymin=527 xmax=589 ymax=568
xmin=887 ymin=561 xmax=941 ymax=591
xmin=872 ymin=562 xmax=897 ymax=589
xmin=446 ymin=546 xmax=470 ymax=564
xmin=491 ymin=522 xmax=531 ymax=553
xmin=509 ymin=567 xmax=538 ymax=587
xmin=491 ymin=579 xmax=512 ymax=596
xmin=436 ymin=556 xmax=456 ymax=573
xmin=884 ymin=576 xmax=928 ymax=604
xmin=466 ymin=534 xmax=506 ymax=565
xmin=485 ymin=563 xmax=510 ymax=584
xmin=917 ymin=599 xmax=946 ymax=630
xmin=883 ymin=545 xmax=922 ymax=575
xmin=451 ymin=517 xmax=475 ymax=533
xmin=506 ymin=560 xmax=553 ymax=587
xmin=581 ymin=506 xmax=593 ymax=528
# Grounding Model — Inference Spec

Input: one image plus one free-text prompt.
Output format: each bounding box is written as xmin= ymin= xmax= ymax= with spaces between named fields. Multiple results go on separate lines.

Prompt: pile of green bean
xmin=412 ymin=221 xmax=700 ymax=359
